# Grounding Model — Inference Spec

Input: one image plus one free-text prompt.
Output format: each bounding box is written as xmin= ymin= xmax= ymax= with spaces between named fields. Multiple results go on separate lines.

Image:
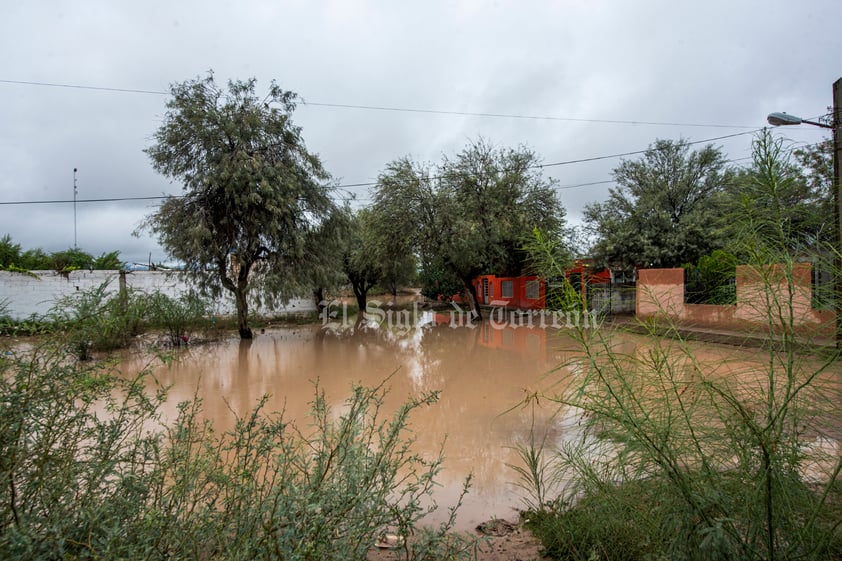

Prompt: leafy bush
xmin=683 ymin=249 xmax=738 ymax=305
xmin=144 ymin=290 xmax=210 ymax=346
xmin=49 ymin=280 xmax=147 ymax=358
xmin=0 ymin=344 xmax=475 ymax=560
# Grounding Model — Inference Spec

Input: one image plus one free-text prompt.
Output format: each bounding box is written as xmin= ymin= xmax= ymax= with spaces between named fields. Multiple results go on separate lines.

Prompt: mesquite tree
xmin=141 ymin=73 xmax=340 ymax=339
xmin=585 ymin=139 xmax=731 ymax=269
xmin=372 ymin=140 xmax=567 ymax=319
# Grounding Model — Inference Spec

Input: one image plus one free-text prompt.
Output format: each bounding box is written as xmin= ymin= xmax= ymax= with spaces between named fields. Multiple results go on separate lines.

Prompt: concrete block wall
xmin=0 ymin=270 xmax=316 ymax=320
xmin=636 ymin=268 xmax=686 ymax=318
xmin=636 ymin=264 xmax=833 ymax=335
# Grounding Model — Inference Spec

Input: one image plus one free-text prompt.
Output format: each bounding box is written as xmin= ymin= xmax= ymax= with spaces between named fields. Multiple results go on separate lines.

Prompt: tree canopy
xmin=725 ymin=130 xmax=834 ymax=258
xmin=140 ymin=73 xmax=341 ymax=339
xmin=0 ymin=235 xmax=122 ymax=272
xmin=341 ymin=208 xmax=383 ymax=313
xmin=372 ymin=139 xmax=567 ymax=316
xmin=584 ymin=139 xmax=731 ymax=269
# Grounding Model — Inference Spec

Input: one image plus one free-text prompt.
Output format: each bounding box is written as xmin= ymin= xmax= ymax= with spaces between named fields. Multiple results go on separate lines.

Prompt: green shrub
xmin=0 ymin=345 xmax=475 ymax=560
xmin=144 ymin=290 xmax=210 ymax=346
xmin=526 ymin=478 xmax=671 ymax=561
xmin=49 ymin=280 xmax=149 ymax=358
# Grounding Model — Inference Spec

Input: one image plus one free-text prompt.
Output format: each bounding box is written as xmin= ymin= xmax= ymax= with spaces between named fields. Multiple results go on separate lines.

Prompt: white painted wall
xmin=0 ymin=270 xmax=316 ymax=320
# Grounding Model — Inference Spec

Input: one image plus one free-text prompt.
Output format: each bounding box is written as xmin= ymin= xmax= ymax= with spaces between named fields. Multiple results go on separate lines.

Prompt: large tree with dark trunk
xmin=342 ymin=208 xmax=383 ymax=313
xmin=140 ymin=73 xmax=339 ymax=339
xmin=372 ymin=139 xmax=567 ymax=318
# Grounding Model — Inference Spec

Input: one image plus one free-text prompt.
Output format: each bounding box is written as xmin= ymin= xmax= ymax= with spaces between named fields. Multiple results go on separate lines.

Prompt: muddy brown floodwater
xmin=117 ymin=316 xmax=588 ymax=530
xmin=116 ymin=314 xmax=842 ymax=531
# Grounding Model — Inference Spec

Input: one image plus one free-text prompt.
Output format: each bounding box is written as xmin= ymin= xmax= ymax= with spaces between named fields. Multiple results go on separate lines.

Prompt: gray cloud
xmin=0 ymin=0 xmax=837 ymax=264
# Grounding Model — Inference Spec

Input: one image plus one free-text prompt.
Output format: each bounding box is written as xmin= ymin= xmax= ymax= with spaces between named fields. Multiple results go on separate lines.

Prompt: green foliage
xmin=522 ymin=131 xmax=842 ymax=561
xmin=16 ymin=248 xmax=50 ymax=270
xmin=91 ymin=250 xmax=123 ymax=270
xmin=140 ymin=72 xmax=342 ymax=340
xmin=144 ymin=290 xmax=210 ymax=346
xmin=0 ymin=265 xmax=38 ymax=278
xmin=505 ymin=400 xmax=561 ymax=513
xmin=521 ymin=227 xmax=580 ymax=311
xmin=49 ymin=281 xmax=147 ymax=359
xmin=526 ymin=479 xmax=671 ymax=561
xmin=683 ymin=249 xmax=738 ymax=305
xmin=373 ymin=140 xmax=568 ymax=312
xmin=0 ymin=235 xmax=21 ymax=267
xmin=0 ymin=345 xmax=476 ymax=560
xmin=0 ymin=346 xmax=165 ymax=560
xmin=0 ymin=314 xmax=51 ymax=338
xmin=585 ymin=138 xmax=732 ymax=269
xmin=418 ymin=265 xmax=463 ymax=301
xmin=47 ymin=247 xmax=94 ymax=273
xmin=727 ymin=131 xmax=831 ymax=256
xmin=342 ymin=208 xmax=384 ymax=311
xmin=0 ymin=234 xmax=123 ymax=272
xmin=0 ymin=298 xmax=51 ymax=338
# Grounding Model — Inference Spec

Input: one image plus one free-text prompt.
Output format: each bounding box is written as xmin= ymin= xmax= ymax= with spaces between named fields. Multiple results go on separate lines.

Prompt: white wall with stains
xmin=0 ymin=270 xmax=315 ymax=320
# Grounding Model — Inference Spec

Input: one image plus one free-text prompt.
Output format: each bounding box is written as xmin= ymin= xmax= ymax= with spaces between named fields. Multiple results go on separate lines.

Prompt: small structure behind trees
xmin=371 ymin=139 xmax=569 ymax=318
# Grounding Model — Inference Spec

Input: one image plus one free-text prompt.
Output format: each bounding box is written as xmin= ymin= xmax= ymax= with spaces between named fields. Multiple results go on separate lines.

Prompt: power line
xmin=0 ymin=79 xmax=168 ymax=96
xmin=0 ymin=195 xmax=173 ymax=206
xmin=538 ymin=129 xmax=760 ymax=169
xmin=301 ymin=101 xmax=759 ymax=129
xmin=0 ymin=78 xmax=759 ymax=129
xmin=0 ymin=130 xmax=767 ymax=207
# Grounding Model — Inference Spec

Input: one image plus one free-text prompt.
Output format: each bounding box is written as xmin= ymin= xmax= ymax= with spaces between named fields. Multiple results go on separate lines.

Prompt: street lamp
xmin=767 ymin=78 xmax=842 ymax=349
xmin=767 ymin=111 xmax=832 ymax=129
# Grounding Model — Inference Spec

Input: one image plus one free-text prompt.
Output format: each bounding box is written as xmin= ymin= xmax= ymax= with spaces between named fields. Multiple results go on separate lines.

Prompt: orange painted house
xmin=472 ymin=274 xmax=546 ymax=310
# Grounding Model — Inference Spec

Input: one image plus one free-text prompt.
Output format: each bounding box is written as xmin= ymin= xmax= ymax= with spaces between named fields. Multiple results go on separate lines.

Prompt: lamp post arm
xmin=801 ymin=118 xmax=833 ymax=129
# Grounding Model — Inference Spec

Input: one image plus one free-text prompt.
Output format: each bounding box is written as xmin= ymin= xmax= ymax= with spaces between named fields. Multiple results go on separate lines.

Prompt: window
xmin=525 ymin=280 xmax=540 ymax=300
xmin=501 ymin=280 xmax=514 ymax=298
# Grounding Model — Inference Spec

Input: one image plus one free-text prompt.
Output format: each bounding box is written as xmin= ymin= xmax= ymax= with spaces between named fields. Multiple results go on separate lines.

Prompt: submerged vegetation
xmin=0 ymin=281 xmax=217 ymax=358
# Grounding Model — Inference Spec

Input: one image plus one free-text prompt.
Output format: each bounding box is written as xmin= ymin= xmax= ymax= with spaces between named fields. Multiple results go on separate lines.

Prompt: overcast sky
xmin=1 ymin=0 xmax=838 ymax=265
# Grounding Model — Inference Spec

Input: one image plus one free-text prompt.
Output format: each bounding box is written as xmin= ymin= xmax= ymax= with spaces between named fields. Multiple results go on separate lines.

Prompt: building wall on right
xmin=636 ymin=264 xmax=833 ymax=336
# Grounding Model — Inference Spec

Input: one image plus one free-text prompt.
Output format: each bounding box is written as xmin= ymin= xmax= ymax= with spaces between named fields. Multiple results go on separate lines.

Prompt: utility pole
xmin=73 ymin=167 xmax=78 ymax=248
xmin=768 ymin=78 xmax=842 ymax=349
xmin=833 ymin=78 xmax=841 ymax=349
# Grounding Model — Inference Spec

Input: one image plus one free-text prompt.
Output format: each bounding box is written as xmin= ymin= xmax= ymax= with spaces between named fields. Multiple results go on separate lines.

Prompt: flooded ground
xmin=116 ymin=312 xmax=842 ymax=530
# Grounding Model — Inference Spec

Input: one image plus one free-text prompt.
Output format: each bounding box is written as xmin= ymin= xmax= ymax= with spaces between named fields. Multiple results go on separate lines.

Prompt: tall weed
xmin=519 ymin=131 xmax=842 ymax=560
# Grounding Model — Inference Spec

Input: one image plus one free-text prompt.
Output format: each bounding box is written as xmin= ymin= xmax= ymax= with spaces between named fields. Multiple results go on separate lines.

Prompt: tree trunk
xmin=352 ymin=281 xmax=368 ymax=316
xmin=314 ymin=287 xmax=327 ymax=313
xmin=464 ymin=277 xmax=483 ymax=321
xmin=235 ymin=287 xmax=253 ymax=339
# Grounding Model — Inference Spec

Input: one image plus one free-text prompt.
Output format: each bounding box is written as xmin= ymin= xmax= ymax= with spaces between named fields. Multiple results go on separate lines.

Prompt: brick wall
xmin=636 ymin=264 xmax=833 ymax=335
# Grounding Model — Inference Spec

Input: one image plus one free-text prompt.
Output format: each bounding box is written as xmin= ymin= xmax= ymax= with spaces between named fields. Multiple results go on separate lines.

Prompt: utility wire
xmin=5 ymin=124 xmax=825 ymax=207
xmin=0 ymin=79 xmax=168 ymax=96
xmin=301 ymin=101 xmax=759 ymax=129
xmin=0 ymin=129 xmax=767 ymax=207
xmin=0 ymin=78 xmax=759 ymax=129
xmin=0 ymin=196 xmax=173 ymax=206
